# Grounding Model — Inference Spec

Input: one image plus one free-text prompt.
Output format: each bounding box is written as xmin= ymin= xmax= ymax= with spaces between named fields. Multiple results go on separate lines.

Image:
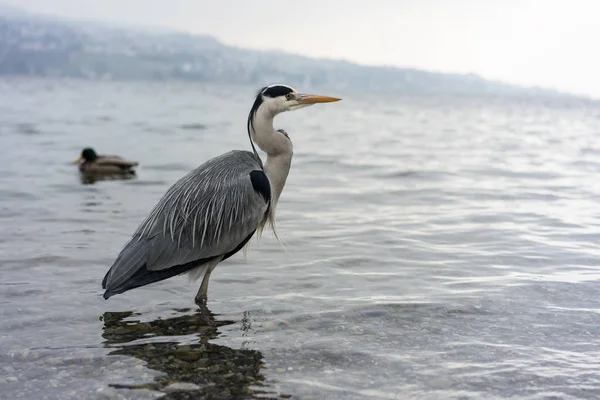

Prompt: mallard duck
xmin=74 ymin=147 xmax=139 ymax=175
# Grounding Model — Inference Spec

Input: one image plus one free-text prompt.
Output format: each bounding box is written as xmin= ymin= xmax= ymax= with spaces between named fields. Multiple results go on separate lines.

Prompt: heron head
xmin=246 ymin=84 xmax=341 ymax=155
xmin=75 ymin=147 xmax=98 ymax=163
xmin=249 ymin=84 xmax=341 ymax=118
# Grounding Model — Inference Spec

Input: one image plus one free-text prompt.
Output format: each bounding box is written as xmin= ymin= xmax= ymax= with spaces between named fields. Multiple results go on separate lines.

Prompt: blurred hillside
xmin=0 ymin=5 xmax=572 ymax=97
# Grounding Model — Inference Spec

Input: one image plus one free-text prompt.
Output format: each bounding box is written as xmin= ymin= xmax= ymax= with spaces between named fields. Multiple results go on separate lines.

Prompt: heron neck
xmin=250 ymin=108 xmax=293 ymax=210
xmin=264 ymin=152 xmax=292 ymax=210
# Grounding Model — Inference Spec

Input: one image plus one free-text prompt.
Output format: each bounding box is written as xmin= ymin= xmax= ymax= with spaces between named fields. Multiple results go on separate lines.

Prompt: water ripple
xmin=1 ymin=79 xmax=600 ymax=399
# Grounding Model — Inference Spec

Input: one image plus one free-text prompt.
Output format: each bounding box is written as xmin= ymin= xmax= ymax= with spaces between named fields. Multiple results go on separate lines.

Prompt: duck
xmin=74 ymin=147 xmax=139 ymax=175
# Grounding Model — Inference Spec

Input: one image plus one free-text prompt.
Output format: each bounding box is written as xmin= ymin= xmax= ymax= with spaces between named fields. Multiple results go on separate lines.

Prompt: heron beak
xmin=74 ymin=156 xmax=84 ymax=164
xmin=296 ymin=94 xmax=342 ymax=104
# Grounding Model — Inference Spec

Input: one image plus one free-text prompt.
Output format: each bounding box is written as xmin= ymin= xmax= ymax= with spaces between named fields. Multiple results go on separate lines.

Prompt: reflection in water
xmin=79 ymin=171 xmax=137 ymax=185
xmin=101 ymin=308 xmax=287 ymax=399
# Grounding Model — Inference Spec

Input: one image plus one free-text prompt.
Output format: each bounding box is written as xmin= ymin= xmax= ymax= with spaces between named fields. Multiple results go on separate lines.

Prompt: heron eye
xmin=285 ymin=93 xmax=293 ymax=100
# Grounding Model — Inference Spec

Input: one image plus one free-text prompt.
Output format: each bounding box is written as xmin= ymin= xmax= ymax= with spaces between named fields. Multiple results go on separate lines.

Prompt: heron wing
xmin=102 ymin=150 xmax=269 ymax=296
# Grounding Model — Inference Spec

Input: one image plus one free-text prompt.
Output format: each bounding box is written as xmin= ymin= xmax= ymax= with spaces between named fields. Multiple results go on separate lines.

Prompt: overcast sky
xmin=3 ymin=0 xmax=599 ymax=97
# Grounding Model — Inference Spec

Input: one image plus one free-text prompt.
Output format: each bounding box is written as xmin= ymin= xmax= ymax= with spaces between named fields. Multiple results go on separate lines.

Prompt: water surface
xmin=1 ymin=78 xmax=600 ymax=399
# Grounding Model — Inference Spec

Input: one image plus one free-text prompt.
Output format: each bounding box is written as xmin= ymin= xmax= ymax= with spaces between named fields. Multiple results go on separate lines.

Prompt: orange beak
xmin=296 ymin=94 xmax=342 ymax=104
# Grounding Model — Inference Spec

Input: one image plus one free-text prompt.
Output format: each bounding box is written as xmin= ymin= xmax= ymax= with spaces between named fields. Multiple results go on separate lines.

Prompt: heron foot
xmin=194 ymin=297 xmax=216 ymax=326
xmin=194 ymin=294 xmax=208 ymax=307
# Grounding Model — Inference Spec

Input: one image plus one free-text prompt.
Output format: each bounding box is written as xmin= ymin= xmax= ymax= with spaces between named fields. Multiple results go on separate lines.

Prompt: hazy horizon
xmin=2 ymin=0 xmax=598 ymax=98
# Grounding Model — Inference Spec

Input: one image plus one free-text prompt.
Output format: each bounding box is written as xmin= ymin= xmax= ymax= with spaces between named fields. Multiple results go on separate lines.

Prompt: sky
xmin=3 ymin=0 xmax=599 ymax=97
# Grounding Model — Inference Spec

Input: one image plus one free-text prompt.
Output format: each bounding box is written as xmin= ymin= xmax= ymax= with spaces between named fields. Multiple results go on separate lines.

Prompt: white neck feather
xmin=250 ymin=103 xmax=294 ymax=237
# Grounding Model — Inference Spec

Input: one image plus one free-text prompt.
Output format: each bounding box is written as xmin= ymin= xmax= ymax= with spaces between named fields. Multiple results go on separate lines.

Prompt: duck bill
xmin=296 ymin=94 xmax=342 ymax=104
xmin=74 ymin=156 xmax=84 ymax=164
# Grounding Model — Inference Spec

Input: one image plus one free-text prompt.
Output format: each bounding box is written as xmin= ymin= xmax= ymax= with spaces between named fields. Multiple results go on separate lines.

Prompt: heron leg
xmin=194 ymin=262 xmax=218 ymax=306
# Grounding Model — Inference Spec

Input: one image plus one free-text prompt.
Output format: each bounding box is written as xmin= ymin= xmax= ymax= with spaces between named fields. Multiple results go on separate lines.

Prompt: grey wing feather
xmin=103 ymin=150 xmax=268 ymax=292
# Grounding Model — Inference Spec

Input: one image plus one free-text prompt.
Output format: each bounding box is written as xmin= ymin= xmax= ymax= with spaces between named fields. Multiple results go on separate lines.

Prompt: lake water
xmin=1 ymin=77 xmax=600 ymax=400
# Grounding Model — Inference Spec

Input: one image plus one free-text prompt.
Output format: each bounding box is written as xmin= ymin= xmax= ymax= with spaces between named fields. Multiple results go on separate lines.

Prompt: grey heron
xmin=101 ymin=84 xmax=341 ymax=306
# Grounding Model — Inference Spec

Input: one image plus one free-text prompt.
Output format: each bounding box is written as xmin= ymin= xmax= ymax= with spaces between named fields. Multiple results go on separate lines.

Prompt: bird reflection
xmin=101 ymin=307 xmax=283 ymax=399
xmin=79 ymin=171 xmax=137 ymax=185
